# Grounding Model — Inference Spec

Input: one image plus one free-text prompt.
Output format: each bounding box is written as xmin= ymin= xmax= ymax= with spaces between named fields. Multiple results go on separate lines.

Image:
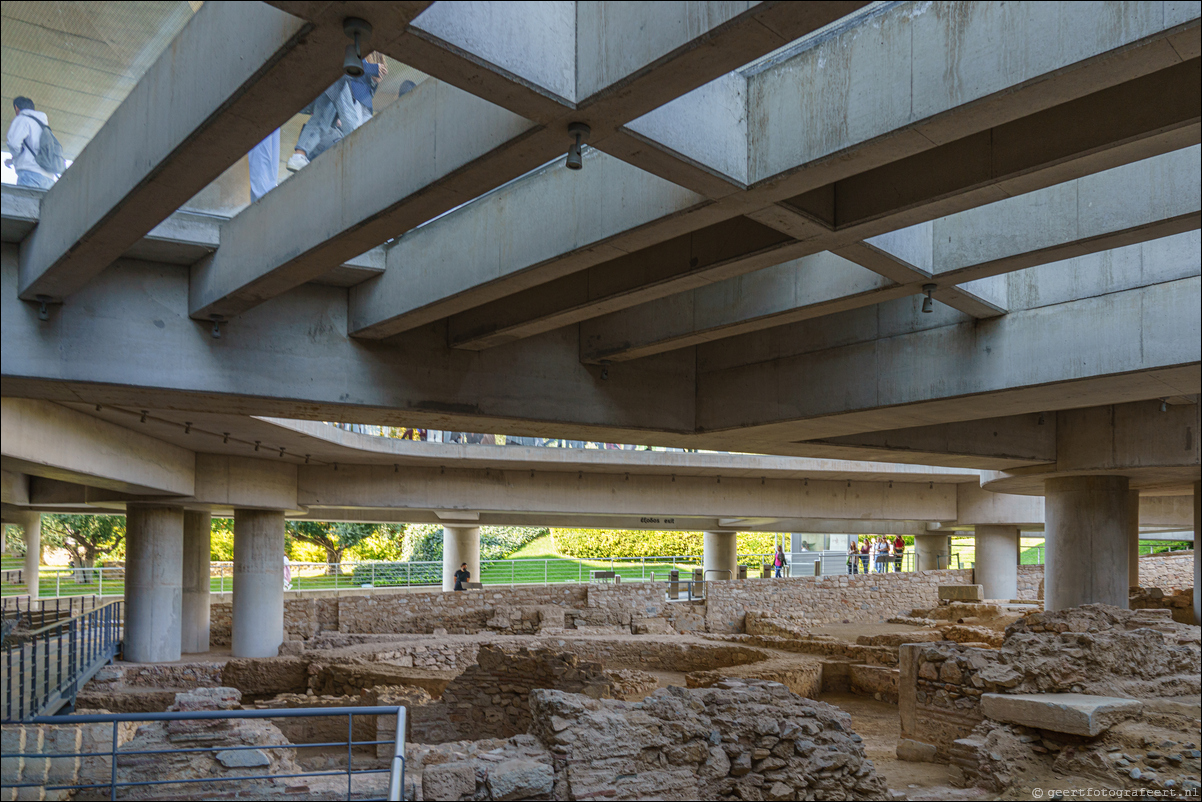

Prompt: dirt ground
xmin=818 ymin=692 xmax=991 ymax=801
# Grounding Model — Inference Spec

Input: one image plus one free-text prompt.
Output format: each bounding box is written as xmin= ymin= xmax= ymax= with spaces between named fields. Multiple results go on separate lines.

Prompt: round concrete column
xmin=124 ymin=505 xmax=184 ymax=663
xmin=181 ymin=511 xmax=212 ymax=654
xmin=232 ymin=509 xmax=285 ymax=658
xmin=1045 ymin=476 xmax=1131 ymax=612
xmin=703 ymin=531 xmax=738 ymax=580
xmin=441 ymin=526 xmax=480 ymax=591
xmin=1127 ymin=490 xmax=1140 ymax=590
xmin=914 ymin=534 xmax=950 ymax=571
xmin=974 ymin=525 xmax=1019 ymax=600
xmin=12 ymin=511 xmax=41 ymax=598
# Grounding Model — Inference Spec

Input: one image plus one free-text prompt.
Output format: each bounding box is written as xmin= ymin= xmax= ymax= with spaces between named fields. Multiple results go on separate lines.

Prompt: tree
xmin=40 ymin=514 xmax=126 ymax=581
xmin=286 ymin=521 xmax=376 ymax=572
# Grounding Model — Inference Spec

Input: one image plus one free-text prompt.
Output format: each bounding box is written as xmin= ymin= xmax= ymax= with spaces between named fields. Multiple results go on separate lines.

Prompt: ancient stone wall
xmin=439 ymin=646 xmax=615 ymax=742
xmin=209 ymin=569 xmax=980 ymax=644
xmin=1138 ymin=551 xmax=1195 ymax=592
xmin=703 ymin=569 xmax=976 ymax=632
xmin=898 ymin=604 xmax=1202 ymax=760
xmin=1129 ymin=587 xmax=1196 ymax=625
xmin=1016 ymin=565 xmax=1042 ymax=600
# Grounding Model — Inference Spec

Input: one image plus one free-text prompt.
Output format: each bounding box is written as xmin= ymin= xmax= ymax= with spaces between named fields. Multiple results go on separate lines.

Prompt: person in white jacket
xmin=5 ymin=97 xmax=55 ymax=189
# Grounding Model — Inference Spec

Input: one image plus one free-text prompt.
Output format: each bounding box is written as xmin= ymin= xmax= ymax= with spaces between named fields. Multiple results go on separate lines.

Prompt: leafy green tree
xmin=211 ymin=518 xmax=235 ymax=561
xmin=40 ymin=514 xmax=126 ymax=578
xmin=286 ymin=521 xmax=376 ymax=571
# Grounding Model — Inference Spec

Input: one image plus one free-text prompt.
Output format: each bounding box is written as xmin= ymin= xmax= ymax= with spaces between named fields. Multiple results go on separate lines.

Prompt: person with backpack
xmin=772 ymin=544 xmax=788 ymax=578
xmin=5 ymin=97 xmax=64 ymax=189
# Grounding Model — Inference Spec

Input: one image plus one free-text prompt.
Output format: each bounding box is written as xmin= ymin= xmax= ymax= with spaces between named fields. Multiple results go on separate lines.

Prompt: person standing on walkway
xmin=5 ymin=97 xmax=59 ymax=188
xmin=860 ymin=538 xmax=871 ymax=574
xmin=773 ymin=545 xmax=787 ymax=578
xmin=248 ymin=129 xmax=280 ymax=202
xmin=847 ymin=540 xmax=859 ymax=575
xmin=893 ymin=535 xmax=906 ymax=572
xmin=453 ymin=562 xmax=471 ymax=591
xmin=286 ymin=77 xmax=364 ymax=173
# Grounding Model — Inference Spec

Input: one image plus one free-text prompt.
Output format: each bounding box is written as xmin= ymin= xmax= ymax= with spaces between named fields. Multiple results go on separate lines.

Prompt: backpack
xmin=23 ymin=116 xmax=66 ymax=175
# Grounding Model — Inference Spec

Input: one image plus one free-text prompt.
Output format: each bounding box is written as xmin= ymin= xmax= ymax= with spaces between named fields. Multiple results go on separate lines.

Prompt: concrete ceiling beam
xmin=0 ymin=398 xmax=194 ymax=496
xmin=200 ymin=2 xmax=864 ymax=324
xmin=296 ymin=462 xmax=959 ymax=522
xmin=374 ymin=16 xmax=1200 ymax=352
xmin=4 ymin=239 xmax=1196 ymax=459
xmin=17 ymin=1 xmax=430 ymax=303
xmin=579 ymin=148 xmax=1201 ymax=362
xmin=694 ymin=277 xmax=1201 ymax=440
xmin=188 ymin=79 xmax=540 ymax=321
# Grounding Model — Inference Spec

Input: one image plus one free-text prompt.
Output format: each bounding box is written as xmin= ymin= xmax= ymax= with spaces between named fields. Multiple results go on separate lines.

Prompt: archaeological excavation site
xmin=2 ymin=0 xmax=1200 ymax=799
xmin=4 ymin=552 xmax=1199 ymax=800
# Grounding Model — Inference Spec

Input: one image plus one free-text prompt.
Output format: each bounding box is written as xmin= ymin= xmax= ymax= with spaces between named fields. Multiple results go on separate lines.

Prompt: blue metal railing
xmin=2 ymin=598 xmax=121 ymax=722
xmin=8 ymin=706 xmax=408 ymax=801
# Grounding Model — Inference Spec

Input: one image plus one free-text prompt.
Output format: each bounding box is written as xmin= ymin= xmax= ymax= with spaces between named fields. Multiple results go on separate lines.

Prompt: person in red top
xmin=859 ymin=539 xmax=871 ymax=574
xmin=893 ymin=535 xmax=906 ymax=572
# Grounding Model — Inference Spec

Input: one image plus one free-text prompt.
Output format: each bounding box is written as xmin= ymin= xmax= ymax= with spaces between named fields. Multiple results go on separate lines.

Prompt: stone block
xmin=939 ymin=585 xmax=983 ymax=601
xmin=896 ymin=738 xmax=939 ymax=762
xmin=423 ymin=761 xmax=476 ymax=800
xmin=486 ymin=758 xmax=553 ymax=800
xmin=981 ymin=693 xmax=1143 ymax=736
xmin=215 ymin=749 xmax=271 ymax=768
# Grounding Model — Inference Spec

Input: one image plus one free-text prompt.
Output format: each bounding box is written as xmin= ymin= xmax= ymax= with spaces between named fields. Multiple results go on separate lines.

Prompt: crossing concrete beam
xmin=0 ymin=398 xmax=194 ymax=496
xmin=18 ymin=2 xmax=429 ymax=302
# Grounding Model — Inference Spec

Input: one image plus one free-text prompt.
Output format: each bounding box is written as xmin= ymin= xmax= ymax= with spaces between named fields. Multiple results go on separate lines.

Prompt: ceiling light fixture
xmin=342 ymin=18 xmax=371 ymax=77
xmin=921 ymin=284 xmax=936 ymax=313
xmin=210 ymin=314 xmax=223 ymax=339
xmin=565 ymin=122 xmax=590 ymax=170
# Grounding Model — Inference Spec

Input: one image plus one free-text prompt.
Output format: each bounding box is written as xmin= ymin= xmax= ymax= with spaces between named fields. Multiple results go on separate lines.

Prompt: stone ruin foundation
xmin=5 ymin=567 xmax=1199 ymax=800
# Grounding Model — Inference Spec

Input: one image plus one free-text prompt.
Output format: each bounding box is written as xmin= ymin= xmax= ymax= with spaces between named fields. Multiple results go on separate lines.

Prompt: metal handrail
xmin=12 ymin=554 xmax=777 ymax=598
xmin=703 ymin=569 xmax=732 ymax=581
xmin=2 ymin=599 xmax=123 ymax=722
xmin=16 ymin=705 xmax=408 ymax=801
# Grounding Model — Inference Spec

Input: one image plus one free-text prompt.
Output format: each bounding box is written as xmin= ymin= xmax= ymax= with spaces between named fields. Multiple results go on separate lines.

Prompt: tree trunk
xmin=325 ymin=546 xmax=342 ymax=576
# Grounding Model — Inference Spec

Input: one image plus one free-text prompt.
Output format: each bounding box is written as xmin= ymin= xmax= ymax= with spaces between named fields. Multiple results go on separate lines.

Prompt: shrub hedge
xmin=405 ymin=525 xmax=549 ymax=562
xmin=551 ymin=529 xmax=780 ymax=559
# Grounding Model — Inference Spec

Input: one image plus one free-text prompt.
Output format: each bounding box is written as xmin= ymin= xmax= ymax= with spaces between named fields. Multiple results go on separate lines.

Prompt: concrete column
xmin=914 ymin=534 xmax=950 ymax=571
xmin=181 ymin=511 xmax=212 ymax=654
xmin=1193 ymin=480 xmax=1200 ymax=627
xmin=13 ymin=511 xmax=40 ymax=598
xmin=1127 ymin=490 xmax=1141 ymax=590
xmin=232 ymin=509 xmax=285 ymax=658
xmin=974 ymin=525 xmax=1019 ymax=600
xmin=123 ymin=505 xmax=184 ymax=663
xmin=1045 ymin=476 xmax=1131 ymax=612
xmin=703 ymin=531 xmax=738 ymax=580
xmin=441 ymin=526 xmax=480 ymax=591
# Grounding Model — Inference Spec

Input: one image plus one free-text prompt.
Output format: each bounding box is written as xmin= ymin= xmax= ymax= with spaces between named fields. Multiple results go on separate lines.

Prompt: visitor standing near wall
xmin=453 ymin=562 xmax=470 ymax=591
xmin=860 ymin=539 xmax=871 ymax=573
xmin=5 ymin=96 xmax=61 ymax=188
xmin=773 ymin=545 xmax=787 ymax=577
xmin=893 ymin=535 xmax=905 ymax=572
xmin=847 ymin=541 xmax=860 ymax=574
xmin=874 ymin=538 xmax=887 ymax=573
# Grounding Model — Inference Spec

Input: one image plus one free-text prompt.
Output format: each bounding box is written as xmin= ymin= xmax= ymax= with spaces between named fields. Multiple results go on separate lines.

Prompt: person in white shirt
xmin=5 ymin=97 xmax=55 ymax=189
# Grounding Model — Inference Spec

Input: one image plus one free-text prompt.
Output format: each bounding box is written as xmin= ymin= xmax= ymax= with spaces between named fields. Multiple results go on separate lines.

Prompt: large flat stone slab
xmin=981 ymin=693 xmax=1143 ymax=736
xmin=939 ymin=585 xmax=983 ymax=601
